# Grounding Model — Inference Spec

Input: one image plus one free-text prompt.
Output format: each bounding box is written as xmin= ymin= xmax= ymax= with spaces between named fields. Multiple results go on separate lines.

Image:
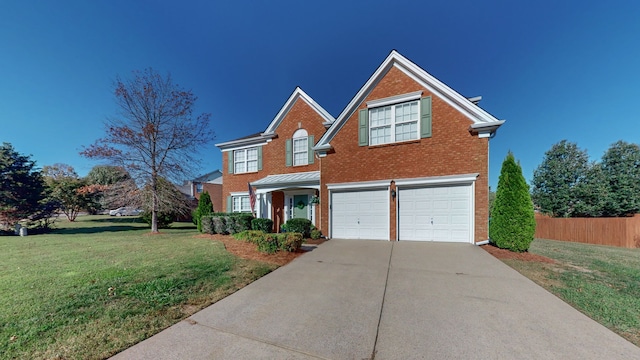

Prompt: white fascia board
xmin=216 ymin=136 xmax=268 ymax=151
xmin=326 ymin=179 xmax=392 ymax=191
xmin=255 ymin=184 xmax=320 ymax=194
xmin=263 ymin=87 xmax=335 ymax=135
xmin=219 ymin=142 xmax=268 ymax=152
xmin=230 ymin=191 xmax=249 ymax=197
xmin=366 ymin=90 xmax=423 ymax=108
xmin=394 ymin=173 xmax=479 ymax=187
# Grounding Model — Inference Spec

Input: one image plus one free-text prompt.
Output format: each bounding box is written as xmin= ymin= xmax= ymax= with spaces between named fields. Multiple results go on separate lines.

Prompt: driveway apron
xmin=111 ymin=240 xmax=640 ymax=360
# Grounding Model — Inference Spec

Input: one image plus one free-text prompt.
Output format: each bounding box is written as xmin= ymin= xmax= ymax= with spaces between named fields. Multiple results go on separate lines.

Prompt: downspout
xmin=477 ymin=131 xmax=498 ymax=246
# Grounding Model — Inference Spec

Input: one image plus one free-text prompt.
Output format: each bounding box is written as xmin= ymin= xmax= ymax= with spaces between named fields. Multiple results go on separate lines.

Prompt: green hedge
xmin=283 ymin=218 xmax=312 ymax=238
xmin=233 ymin=230 xmax=303 ymax=254
xmin=251 ymin=218 xmax=273 ymax=233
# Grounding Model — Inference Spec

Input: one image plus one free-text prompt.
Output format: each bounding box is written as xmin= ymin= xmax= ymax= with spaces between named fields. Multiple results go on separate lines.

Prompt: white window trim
xmin=233 ymin=147 xmax=258 ymax=174
xmin=230 ymin=192 xmax=253 ymax=213
xmin=293 ymin=136 xmax=309 ymax=166
xmin=369 ymin=99 xmax=420 ymax=146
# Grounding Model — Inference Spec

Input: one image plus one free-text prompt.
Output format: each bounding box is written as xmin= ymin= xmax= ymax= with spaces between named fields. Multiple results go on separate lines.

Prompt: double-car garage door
xmin=331 ymin=184 xmax=472 ymax=242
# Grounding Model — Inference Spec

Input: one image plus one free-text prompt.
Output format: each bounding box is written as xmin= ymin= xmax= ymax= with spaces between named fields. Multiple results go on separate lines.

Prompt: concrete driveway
xmin=111 ymin=240 xmax=640 ymax=359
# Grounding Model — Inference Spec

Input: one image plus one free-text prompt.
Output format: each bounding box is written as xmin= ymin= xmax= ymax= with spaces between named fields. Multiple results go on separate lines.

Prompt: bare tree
xmin=81 ymin=68 xmax=214 ymax=232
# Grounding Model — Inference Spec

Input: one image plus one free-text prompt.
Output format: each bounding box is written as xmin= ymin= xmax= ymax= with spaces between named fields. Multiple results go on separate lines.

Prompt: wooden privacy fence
xmin=535 ymin=214 xmax=640 ymax=248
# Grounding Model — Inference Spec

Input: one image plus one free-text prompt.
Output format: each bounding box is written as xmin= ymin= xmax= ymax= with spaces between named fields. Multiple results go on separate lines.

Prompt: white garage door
xmin=398 ymin=185 xmax=472 ymax=242
xmin=331 ymin=189 xmax=388 ymax=240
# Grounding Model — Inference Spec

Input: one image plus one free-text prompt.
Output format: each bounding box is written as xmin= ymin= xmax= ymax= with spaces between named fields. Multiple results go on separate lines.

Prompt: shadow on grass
xmin=52 ymin=225 xmax=146 ymax=235
xmin=86 ymin=217 xmax=144 ymax=224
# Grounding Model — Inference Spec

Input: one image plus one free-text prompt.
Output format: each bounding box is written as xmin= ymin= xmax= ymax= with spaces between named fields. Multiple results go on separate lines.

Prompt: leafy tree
xmin=81 ymin=68 xmax=214 ymax=232
xmin=43 ymin=164 xmax=92 ymax=222
xmin=195 ymin=191 xmax=213 ymax=232
xmin=532 ymin=140 xmax=590 ymax=217
xmin=490 ymin=152 xmax=536 ymax=252
xmin=83 ymin=165 xmax=132 ymax=213
xmin=0 ymin=143 xmax=47 ymax=230
xmin=572 ymin=162 xmax=608 ymax=217
xmin=601 ymin=140 xmax=640 ymax=216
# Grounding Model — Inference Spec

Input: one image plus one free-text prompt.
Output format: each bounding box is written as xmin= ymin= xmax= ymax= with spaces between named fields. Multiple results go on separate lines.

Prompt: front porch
xmin=251 ymin=171 xmax=320 ymax=232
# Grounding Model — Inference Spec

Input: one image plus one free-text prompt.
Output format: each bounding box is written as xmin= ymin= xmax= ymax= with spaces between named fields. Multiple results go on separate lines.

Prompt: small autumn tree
xmin=195 ymin=191 xmax=213 ymax=232
xmin=490 ymin=152 xmax=536 ymax=252
xmin=43 ymin=164 xmax=93 ymax=222
xmin=81 ymin=68 xmax=214 ymax=232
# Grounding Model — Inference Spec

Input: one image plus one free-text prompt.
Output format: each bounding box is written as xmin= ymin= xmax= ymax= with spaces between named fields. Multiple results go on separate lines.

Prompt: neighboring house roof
xmin=215 ymin=87 xmax=335 ymax=151
xmin=315 ymin=50 xmax=505 ymax=151
xmin=251 ymin=171 xmax=320 ymax=191
xmin=193 ymin=170 xmax=223 ymax=184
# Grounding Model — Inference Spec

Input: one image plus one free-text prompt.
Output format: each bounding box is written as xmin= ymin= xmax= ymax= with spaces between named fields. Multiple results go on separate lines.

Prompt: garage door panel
xmin=398 ymin=184 xmax=472 ymax=243
xmin=332 ymin=189 xmax=388 ymax=240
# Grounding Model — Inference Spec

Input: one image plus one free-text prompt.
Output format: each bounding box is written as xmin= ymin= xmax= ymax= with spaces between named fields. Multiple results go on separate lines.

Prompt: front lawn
xmin=0 ymin=216 xmax=277 ymax=360
xmin=492 ymin=238 xmax=640 ymax=346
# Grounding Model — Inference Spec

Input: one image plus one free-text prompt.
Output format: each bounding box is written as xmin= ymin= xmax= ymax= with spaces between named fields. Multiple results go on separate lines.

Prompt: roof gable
xmin=263 ymin=87 xmax=334 ymax=135
xmin=315 ymin=50 xmax=504 ymax=150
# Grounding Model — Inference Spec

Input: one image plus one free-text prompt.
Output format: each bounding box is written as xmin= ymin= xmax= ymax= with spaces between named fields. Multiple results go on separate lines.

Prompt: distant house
xmin=215 ymin=50 xmax=504 ymax=243
xmin=178 ymin=170 xmax=223 ymax=212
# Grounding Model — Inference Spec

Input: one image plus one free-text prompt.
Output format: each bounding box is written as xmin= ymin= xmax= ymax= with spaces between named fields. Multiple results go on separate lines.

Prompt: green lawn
xmin=502 ymin=238 xmax=640 ymax=346
xmin=0 ymin=216 xmax=276 ymax=360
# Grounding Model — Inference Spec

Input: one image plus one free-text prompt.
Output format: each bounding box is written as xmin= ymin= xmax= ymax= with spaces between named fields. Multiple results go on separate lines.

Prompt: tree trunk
xmin=151 ymin=172 xmax=159 ymax=233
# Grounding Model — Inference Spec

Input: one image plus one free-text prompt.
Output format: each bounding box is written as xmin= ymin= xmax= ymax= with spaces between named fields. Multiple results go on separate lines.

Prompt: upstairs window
xmin=369 ymin=100 xmax=419 ymax=145
xmin=359 ymin=94 xmax=431 ymax=147
xmin=286 ymin=129 xmax=314 ymax=167
xmin=234 ymin=148 xmax=258 ymax=174
xmin=195 ymin=183 xmax=203 ymax=193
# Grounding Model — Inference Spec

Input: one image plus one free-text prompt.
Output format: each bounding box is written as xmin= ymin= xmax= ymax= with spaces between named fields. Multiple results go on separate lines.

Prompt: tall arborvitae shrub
xmin=490 ymin=152 xmax=536 ymax=252
xmin=195 ymin=191 xmax=213 ymax=232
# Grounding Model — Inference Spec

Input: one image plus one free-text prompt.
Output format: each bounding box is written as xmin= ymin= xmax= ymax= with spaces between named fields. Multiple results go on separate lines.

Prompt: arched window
xmin=292 ymin=129 xmax=308 ymax=166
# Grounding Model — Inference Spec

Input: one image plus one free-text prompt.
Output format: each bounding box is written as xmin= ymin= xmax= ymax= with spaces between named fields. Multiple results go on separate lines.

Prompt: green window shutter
xmin=358 ymin=109 xmax=369 ymax=146
xmin=257 ymin=146 xmax=263 ymax=171
xmin=227 ymin=151 xmax=234 ymax=174
xmin=420 ymin=96 xmax=432 ymax=138
xmin=227 ymin=196 xmax=232 ymax=212
xmin=307 ymin=135 xmax=314 ymax=164
xmin=285 ymin=139 xmax=292 ymax=167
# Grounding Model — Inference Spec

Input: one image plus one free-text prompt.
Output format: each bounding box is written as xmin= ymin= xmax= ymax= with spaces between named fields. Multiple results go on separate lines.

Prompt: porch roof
xmin=251 ymin=171 xmax=320 ymax=190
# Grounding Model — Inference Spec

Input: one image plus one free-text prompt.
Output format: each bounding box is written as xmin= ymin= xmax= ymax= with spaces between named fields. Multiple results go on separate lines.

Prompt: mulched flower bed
xmin=196 ymin=234 xmax=324 ymax=266
xmin=481 ymin=244 xmax=555 ymax=263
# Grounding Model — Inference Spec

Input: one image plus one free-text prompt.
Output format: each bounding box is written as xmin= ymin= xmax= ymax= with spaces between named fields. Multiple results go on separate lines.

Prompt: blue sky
xmin=1 ymin=1 xmax=639 ymax=189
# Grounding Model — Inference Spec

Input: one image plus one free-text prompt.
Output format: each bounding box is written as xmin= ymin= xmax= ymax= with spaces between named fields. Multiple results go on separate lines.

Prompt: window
xmin=369 ymin=100 xmax=419 ymax=145
xmin=195 ymin=183 xmax=203 ymax=193
xmin=232 ymin=195 xmax=252 ymax=213
xmin=293 ymin=137 xmax=308 ymax=166
xmin=234 ymin=148 xmax=258 ymax=174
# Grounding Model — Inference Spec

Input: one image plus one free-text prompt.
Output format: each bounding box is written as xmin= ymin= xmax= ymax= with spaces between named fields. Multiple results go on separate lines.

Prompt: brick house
xmin=177 ymin=170 xmax=223 ymax=212
xmin=216 ymin=50 xmax=504 ymax=243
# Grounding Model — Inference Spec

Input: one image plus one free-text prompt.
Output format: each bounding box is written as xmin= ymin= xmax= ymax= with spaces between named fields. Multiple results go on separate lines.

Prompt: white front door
xmin=331 ymin=189 xmax=388 ymax=240
xmin=398 ymin=185 xmax=472 ymax=242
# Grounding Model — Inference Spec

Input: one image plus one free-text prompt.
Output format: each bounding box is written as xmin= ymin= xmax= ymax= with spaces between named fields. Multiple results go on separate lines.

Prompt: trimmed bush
xmin=257 ymin=233 xmax=279 ymax=254
xmin=252 ymin=218 xmax=273 ymax=233
xmin=233 ymin=214 xmax=254 ymax=233
xmin=490 ymin=152 xmax=536 ymax=252
xmin=279 ymin=232 xmax=303 ymax=252
xmin=233 ymin=230 xmax=266 ymax=244
xmin=284 ymin=218 xmax=312 ymax=237
xmin=201 ymin=215 xmax=214 ymax=234
xmin=310 ymin=229 xmax=322 ymax=240
xmin=212 ymin=216 xmax=227 ymax=234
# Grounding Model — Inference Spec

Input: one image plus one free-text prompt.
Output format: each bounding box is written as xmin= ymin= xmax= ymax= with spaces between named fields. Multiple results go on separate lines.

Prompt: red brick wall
xmin=222 ymin=97 xmax=328 ymax=212
xmin=320 ymin=67 xmax=489 ymax=242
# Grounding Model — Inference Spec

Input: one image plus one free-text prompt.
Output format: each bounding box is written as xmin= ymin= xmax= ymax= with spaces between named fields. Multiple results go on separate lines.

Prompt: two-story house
xmin=216 ymin=50 xmax=504 ymax=243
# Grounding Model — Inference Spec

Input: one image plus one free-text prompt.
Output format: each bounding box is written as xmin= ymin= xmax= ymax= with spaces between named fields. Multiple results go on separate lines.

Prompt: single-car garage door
xmin=331 ymin=189 xmax=388 ymax=240
xmin=398 ymin=185 xmax=472 ymax=242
